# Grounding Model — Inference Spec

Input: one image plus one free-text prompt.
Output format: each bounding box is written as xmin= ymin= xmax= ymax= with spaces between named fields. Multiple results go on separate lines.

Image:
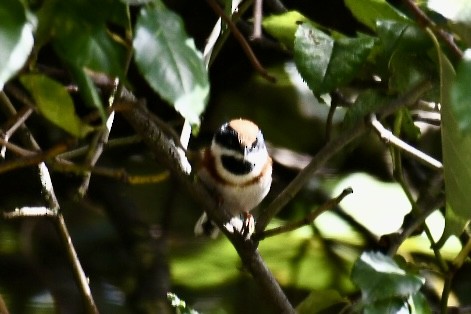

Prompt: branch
xmin=1 ymin=86 xmax=99 ymax=313
xmin=252 ymin=0 xmax=263 ymax=39
xmin=119 ymin=97 xmax=295 ymax=313
xmin=254 ymin=187 xmax=353 ymax=241
xmin=256 ymin=80 xmax=433 ymax=233
xmin=369 ymin=114 xmax=443 ymax=169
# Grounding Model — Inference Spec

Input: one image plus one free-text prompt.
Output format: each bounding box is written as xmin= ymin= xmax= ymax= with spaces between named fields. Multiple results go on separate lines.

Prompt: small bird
xmin=194 ymin=119 xmax=272 ymax=239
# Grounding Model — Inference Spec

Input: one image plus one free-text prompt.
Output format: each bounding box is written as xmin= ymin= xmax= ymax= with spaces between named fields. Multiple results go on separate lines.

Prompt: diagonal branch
xmin=256 ymin=80 xmax=433 ymax=233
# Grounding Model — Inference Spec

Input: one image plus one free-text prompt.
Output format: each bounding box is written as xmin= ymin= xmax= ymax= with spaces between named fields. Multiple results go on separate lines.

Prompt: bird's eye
xmin=214 ymin=125 xmax=244 ymax=154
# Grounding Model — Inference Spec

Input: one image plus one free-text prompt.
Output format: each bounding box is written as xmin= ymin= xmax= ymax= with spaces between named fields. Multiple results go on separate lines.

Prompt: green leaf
xmin=436 ymin=47 xmax=471 ymax=247
xmin=133 ymin=2 xmax=209 ymax=126
xmin=54 ymin=25 xmax=127 ymax=78
xmin=389 ymin=49 xmax=434 ymax=94
xmin=0 ymin=0 xmax=34 ymax=90
xmin=20 ymin=74 xmax=94 ymax=138
xmin=345 ymin=0 xmax=408 ymax=30
xmin=68 ymin=65 xmax=106 ymax=121
xmin=351 ymin=252 xmax=425 ymax=303
xmin=36 ymin=0 xmax=128 ymax=77
xmin=363 ymin=298 xmax=409 ymax=314
xmin=294 ymin=24 xmax=375 ymax=96
xmin=262 ymin=11 xmax=311 ymax=50
xmin=296 ymin=290 xmax=349 ymax=314
xmin=343 ymin=90 xmax=391 ymax=129
xmin=450 ymin=50 xmax=471 ymax=133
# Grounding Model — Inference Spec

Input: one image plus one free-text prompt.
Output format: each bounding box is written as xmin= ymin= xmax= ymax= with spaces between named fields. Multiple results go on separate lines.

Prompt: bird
xmin=194 ymin=119 xmax=272 ymax=239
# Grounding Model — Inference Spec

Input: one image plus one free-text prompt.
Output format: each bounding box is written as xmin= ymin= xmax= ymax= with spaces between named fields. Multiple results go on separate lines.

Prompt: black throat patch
xmin=221 ymin=155 xmax=254 ymax=175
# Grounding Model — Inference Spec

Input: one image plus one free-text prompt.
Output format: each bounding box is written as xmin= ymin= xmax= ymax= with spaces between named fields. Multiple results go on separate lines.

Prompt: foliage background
xmin=1 ymin=0 xmax=471 ymax=313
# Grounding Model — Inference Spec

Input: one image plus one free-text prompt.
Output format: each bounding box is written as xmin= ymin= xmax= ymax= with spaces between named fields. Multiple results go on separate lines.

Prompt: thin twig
xmin=1 ymin=87 xmax=99 ymax=313
xmin=205 ymin=0 xmax=276 ymax=82
xmin=256 ymin=80 xmax=433 ymax=233
xmin=3 ymin=207 xmax=56 ymax=218
xmin=401 ymin=0 xmax=463 ymax=59
xmin=369 ymin=114 xmax=443 ymax=169
xmin=0 ymin=137 xmax=35 ymax=156
xmin=51 ymin=160 xmax=170 ymax=184
xmin=57 ymin=135 xmax=141 ymax=160
xmin=78 ymin=79 xmax=119 ymax=197
xmin=0 ymin=143 xmax=68 ymax=174
xmin=252 ymin=0 xmax=263 ymax=39
xmin=254 ymin=187 xmax=353 ymax=241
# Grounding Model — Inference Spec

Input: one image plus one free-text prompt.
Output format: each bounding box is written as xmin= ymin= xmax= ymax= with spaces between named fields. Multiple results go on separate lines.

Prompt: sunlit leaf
xmin=133 ymin=2 xmax=209 ymax=126
xmin=20 ymin=74 xmax=94 ymax=138
xmin=351 ymin=252 xmax=424 ymax=302
xmin=436 ymin=47 xmax=471 ymax=247
xmin=294 ymin=24 xmax=375 ymax=96
xmin=450 ymin=50 xmax=471 ymax=133
xmin=345 ymin=0 xmax=408 ymax=30
xmin=0 ymin=0 xmax=34 ymax=90
xmin=262 ymin=11 xmax=311 ymax=50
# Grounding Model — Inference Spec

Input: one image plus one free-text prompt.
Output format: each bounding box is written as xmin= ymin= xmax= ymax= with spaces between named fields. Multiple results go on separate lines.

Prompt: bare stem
xmin=369 ymin=114 xmax=443 ymax=169
xmin=205 ymin=0 xmax=276 ymax=82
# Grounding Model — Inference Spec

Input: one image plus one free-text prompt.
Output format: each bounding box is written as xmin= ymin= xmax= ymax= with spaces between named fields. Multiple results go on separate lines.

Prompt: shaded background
xmin=0 ymin=0 xmax=469 ymax=313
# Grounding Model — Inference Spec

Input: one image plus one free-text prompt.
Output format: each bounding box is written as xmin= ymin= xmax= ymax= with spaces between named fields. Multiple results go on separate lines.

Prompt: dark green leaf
xmin=36 ymin=0 xmax=128 ymax=77
xmin=376 ymin=20 xmax=432 ymax=58
xmin=133 ymin=2 xmax=209 ymax=126
xmin=351 ymin=252 xmax=425 ymax=302
xmin=20 ymin=74 xmax=94 ymax=138
xmin=345 ymin=0 xmax=408 ymax=30
xmin=54 ymin=26 xmax=127 ymax=78
xmin=436 ymin=47 xmax=471 ymax=246
xmin=294 ymin=24 xmax=375 ymax=96
xmin=411 ymin=292 xmax=432 ymax=314
xmin=262 ymin=11 xmax=311 ymax=50
xmin=389 ymin=49 xmax=434 ymax=94
xmin=343 ymin=90 xmax=391 ymax=129
xmin=363 ymin=298 xmax=409 ymax=314
xmin=68 ymin=65 xmax=106 ymax=121
xmin=399 ymin=108 xmax=421 ymax=141
xmin=450 ymin=50 xmax=471 ymax=133
xmin=296 ymin=290 xmax=349 ymax=314
xmin=0 ymin=0 xmax=34 ymax=89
